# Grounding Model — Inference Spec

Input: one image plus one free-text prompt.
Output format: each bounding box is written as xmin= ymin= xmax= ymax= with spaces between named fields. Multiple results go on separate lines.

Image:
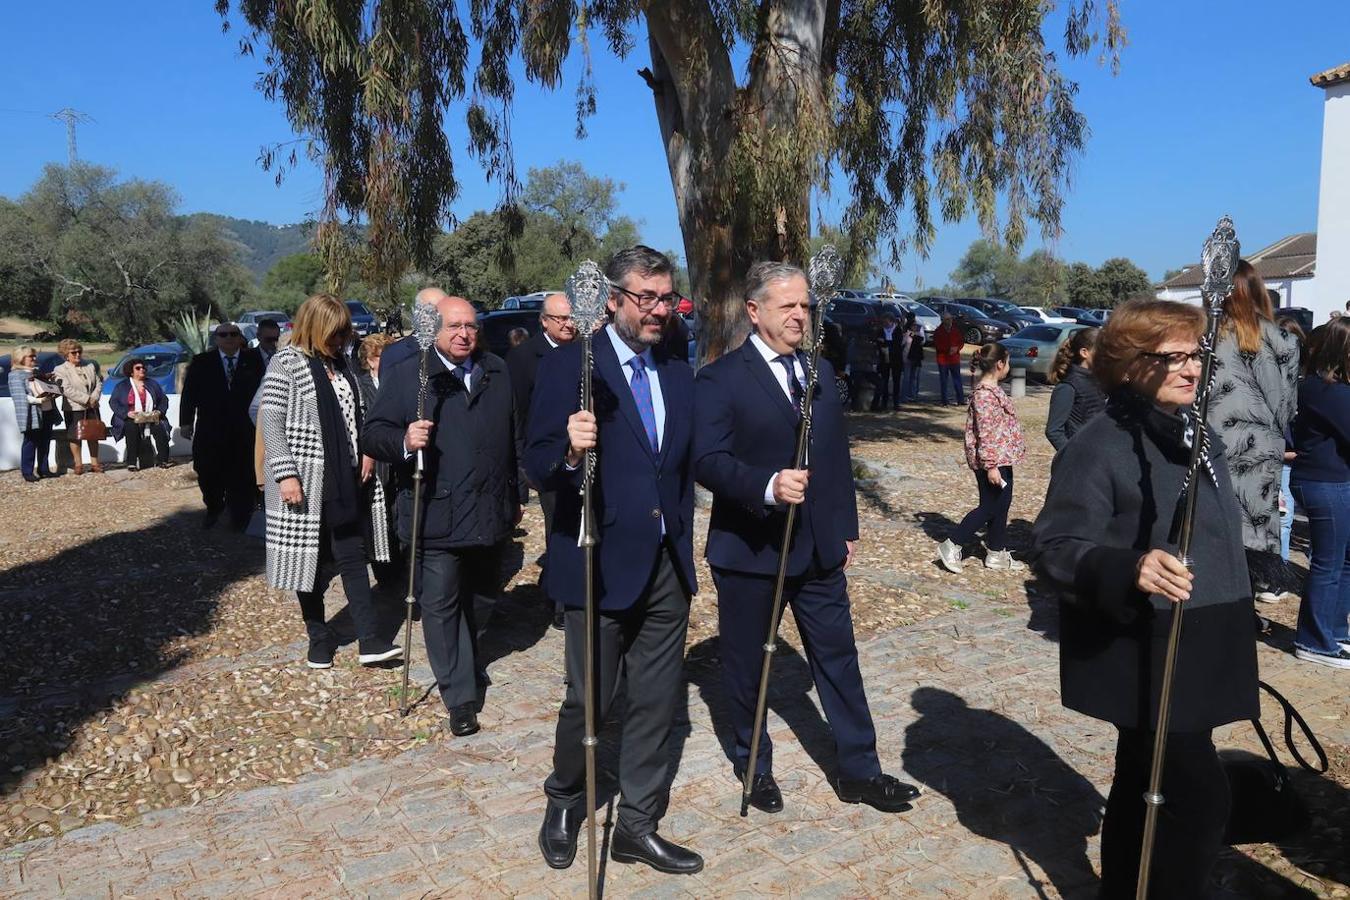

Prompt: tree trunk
xmin=645 ymin=0 xmax=829 ymax=364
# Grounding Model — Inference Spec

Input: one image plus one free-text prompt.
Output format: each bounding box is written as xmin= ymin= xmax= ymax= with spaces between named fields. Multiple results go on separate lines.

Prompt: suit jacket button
xmin=651 ymin=508 xmax=661 ymax=518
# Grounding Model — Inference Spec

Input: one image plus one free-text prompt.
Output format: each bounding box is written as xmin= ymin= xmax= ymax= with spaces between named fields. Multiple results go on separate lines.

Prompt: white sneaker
xmin=937 ymin=539 xmax=964 ymax=573
xmin=1254 ymin=591 xmax=1280 ymax=604
xmin=1293 ymin=647 xmax=1350 ymax=669
xmin=985 ymin=549 xmax=1026 ymax=571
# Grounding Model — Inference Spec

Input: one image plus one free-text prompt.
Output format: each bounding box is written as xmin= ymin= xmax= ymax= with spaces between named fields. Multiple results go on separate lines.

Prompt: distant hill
xmin=189 ymin=214 xmax=314 ymax=279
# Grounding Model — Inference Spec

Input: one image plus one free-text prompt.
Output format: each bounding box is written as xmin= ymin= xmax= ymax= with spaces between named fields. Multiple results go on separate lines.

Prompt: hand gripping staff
xmin=1135 ymin=216 xmax=1240 ymax=898
xmin=399 ymin=303 xmax=442 ymax=716
xmin=565 ymin=260 xmax=610 ymax=900
xmin=740 ymin=246 xmax=843 ymax=817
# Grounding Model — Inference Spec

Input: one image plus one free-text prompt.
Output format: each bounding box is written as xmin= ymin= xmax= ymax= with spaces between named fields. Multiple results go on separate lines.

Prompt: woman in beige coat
xmin=54 ymin=339 xmax=104 ymax=474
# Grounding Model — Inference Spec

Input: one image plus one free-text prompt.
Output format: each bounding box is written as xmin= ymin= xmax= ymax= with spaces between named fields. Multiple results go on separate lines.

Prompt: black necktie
xmin=777 ymin=354 xmax=803 ymax=414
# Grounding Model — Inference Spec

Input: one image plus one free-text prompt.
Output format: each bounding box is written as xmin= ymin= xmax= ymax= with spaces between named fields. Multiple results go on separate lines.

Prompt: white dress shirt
xmin=748 ymin=333 xmax=806 ymax=505
xmin=604 ymin=324 xmax=665 ymax=451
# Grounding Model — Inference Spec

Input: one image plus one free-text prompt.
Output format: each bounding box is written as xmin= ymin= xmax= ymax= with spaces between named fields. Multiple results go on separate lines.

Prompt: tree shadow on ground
xmin=845 ymin=409 xmax=965 ymax=445
xmin=903 ymin=687 xmax=1103 ymax=899
xmin=1022 ymin=575 xmax=1062 ymax=642
xmin=670 ymin=636 xmax=840 ymax=795
xmin=477 ymin=538 xmax=550 ymax=672
xmin=914 ymin=511 xmax=1036 ymax=559
xmin=0 ymin=507 xmax=263 ymax=797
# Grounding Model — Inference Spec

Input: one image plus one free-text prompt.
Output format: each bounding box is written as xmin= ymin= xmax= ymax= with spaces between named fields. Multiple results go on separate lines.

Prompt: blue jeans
xmin=904 ymin=362 xmax=922 ymax=399
xmin=1279 ymin=465 xmax=1294 ymax=561
xmin=20 ymin=425 xmax=54 ymax=478
xmin=939 ymin=363 xmax=965 ymax=404
xmin=1290 ymin=479 xmax=1350 ymax=656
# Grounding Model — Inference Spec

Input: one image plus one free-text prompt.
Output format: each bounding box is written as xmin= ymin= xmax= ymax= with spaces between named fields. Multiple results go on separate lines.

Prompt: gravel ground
xmin=1 ymin=394 xmax=1345 ymax=896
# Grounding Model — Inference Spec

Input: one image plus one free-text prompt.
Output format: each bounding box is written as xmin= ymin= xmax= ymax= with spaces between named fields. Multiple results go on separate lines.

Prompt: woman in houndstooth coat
xmin=259 ymin=294 xmax=398 ymax=670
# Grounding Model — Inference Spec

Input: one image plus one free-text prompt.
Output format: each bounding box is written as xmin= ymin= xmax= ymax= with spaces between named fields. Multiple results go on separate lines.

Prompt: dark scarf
xmin=307 ymin=353 xmax=361 ymax=527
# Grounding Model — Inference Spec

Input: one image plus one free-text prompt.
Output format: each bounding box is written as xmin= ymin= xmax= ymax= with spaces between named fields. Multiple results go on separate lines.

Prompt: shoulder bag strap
xmin=1251 ymin=680 xmax=1329 ymax=774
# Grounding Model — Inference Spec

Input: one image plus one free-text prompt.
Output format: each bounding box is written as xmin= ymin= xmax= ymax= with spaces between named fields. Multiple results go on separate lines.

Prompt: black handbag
xmin=1221 ymin=681 xmax=1328 ymax=845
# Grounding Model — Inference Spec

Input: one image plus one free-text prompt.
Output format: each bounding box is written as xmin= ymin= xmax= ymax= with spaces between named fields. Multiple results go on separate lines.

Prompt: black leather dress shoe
xmin=834 ymin=773 xmax=920 ymax=813
xmin=538 ymin=802 xmax=583 ymax=869
xmin=610 ymin=830 xmax=703 ymax=875
xmin=736 ymin=771 xmax=783 ymax=813
xmin=448 ymin=702 xmax=480 ymax=737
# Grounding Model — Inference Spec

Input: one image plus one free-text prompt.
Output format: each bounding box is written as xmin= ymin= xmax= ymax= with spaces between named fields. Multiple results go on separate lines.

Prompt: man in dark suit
xmin=875 ymin=310 xmax=907 ymax=410
xmin=180 ymin=323 xmax=264 ymax=529
xmin=528 ymin=246 xmax=702 ymax=876
xmin=507 ymin=292 xmax=576 ymax=629
xmin=693 ymin=260 xmax=921 ymax=815
xmin=363 ymin=295 xmax=521 ymax=739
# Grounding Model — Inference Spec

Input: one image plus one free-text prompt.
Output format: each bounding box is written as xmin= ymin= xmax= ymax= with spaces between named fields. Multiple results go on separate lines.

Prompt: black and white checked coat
xmin=259 ymin=347 xmax=390 ymax=591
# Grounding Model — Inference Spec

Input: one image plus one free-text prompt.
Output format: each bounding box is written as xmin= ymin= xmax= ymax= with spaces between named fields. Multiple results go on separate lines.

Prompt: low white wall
xmin=0 ymin=396 xmax=194 ymax=471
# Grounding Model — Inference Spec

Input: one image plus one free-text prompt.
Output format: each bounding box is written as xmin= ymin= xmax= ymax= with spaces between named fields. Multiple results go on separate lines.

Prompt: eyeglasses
xmin=1139 ymin=349 xmax=1202 ymax=371
xmin=69 ymin=349 xmax=83 ymax=355
xmin=542 ymin=313 xmax=575 ymax=325
xmin=613 ymin=285 xmax=683 ymax=312
xmin=132 ymin=365 xmax=146 ymax=371
xmin=442 ymin=322 xmax=481 ymax=335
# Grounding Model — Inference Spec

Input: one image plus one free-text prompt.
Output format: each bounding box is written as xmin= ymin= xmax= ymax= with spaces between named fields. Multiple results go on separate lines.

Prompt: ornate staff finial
xmin=807 ymin=245 xmax=843 ymax=300
xmin=412 ymin=303 xmax=441 ymax=351
xmin=1200 ymin=215 xmax=1240 ymax=312
xmin=566 ymin=261 xmax=610 ymax=334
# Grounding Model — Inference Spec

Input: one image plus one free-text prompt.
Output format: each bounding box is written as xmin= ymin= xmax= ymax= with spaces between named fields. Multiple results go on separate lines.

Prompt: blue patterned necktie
xmin=628 ymin=356 xmax=660 ymax=454
xmin=777 ymin=354 xmax=803 ymax=414
xmin=224 ymin=355 xmax=236 ymax=389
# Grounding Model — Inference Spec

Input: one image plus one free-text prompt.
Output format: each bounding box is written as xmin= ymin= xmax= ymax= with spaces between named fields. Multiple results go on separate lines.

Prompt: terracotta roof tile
xmin=1158 ymin=233 xmax=1316 ymax=289
xmin=1311 ymin=62 xmax=1350 ymax=88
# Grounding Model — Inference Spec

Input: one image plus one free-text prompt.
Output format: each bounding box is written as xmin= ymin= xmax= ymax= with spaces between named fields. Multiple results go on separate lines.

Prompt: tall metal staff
xmin=565 ymin=260 xmax=610 ymax=900
xmin=740 ymin=246 xmax=843 ymax=817
xmin=399 ymin=303 xmax=442 ymax=716
xmin=1135 ymin=216 xmax=1240 ymax=898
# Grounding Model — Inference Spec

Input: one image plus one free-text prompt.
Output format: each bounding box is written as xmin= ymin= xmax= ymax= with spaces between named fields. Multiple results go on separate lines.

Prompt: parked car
xmin=895 ymin=300 xmax=941 ymax=334
xmin=0 ymin=351 xmax=66 ymax=398
xmin=826 ymin=297 xmax=885 ymax=334
xmin=1050 ymin=305 xmax=1089 ymax=321
xmin=237 ymin=310 xmax=292 ymax=332
xmin=999 ymin=324 xmax=1088 ymax=377
xmin=923 ymin=300 xmax=1014 ymax=344
xmin=1278 ymin=306 xmax=1315 ymax=334
xmin=345 ymin=300 xmax=379 ymax=336
xmin=1018 ymin=306 xmax=1075 ymax=325
xmin=101 ymin=342 xmax=190 ymax=395
xmin=1077 ymin=308 xmax=1111 ymax=325
xmin=501 ymin=291 xmax=557 ymax=311
xmin=477 ymin=309 xmax=542 ymax=357
xmin=959 ymin=297 xmax=1040 ymax=331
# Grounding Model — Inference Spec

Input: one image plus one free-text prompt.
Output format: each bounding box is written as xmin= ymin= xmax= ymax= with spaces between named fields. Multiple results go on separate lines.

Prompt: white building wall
xmin=1313 ymin=81 xmax=1350 ymax=324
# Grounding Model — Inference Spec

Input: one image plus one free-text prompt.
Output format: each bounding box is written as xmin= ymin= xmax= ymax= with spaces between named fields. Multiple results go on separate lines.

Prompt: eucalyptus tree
xmin=217 ymin=0 xmax=1120 ymax=359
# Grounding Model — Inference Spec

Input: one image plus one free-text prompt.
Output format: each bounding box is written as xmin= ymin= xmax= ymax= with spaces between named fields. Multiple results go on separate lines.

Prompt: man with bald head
xmin=363 ymin=294 xmax=522 ymax=738
xmin=507 ymin=292 xmax=577 ymax=627
xmin=378 ymin=286 xmax=454 ymax=373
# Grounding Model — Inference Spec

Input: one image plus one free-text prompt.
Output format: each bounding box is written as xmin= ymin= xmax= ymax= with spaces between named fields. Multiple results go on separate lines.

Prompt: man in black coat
xmin=506 ymin=292 xmax=577 ymax=628
xmin=180 ymin=323 xmax=265 ymax=529
xmin=694 ymin=261 xmax=920 ymax=816
xmin=363 ymin=295 xmax=521 ymax=738
xmin=528 ymin=246 xmax=703 ymax=876
xmin=874 ymin=309 xmax=906 ymax=410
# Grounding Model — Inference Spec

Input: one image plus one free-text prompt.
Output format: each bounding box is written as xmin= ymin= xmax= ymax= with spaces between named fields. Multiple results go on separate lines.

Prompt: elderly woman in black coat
xmin=1032 ymin=299 xmax=1258 ymax=898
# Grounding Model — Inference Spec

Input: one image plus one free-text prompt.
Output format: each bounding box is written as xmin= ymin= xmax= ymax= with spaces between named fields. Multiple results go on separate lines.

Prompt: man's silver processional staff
xmin=399 ymin=303 xmax=441 ymax=716
xmin=740 ymin=246 xmax=843 ymax=816
xmin=1135 ymin=216 xmax=1240 ymax=897
xmin=566 ymin=260 xmax=610 ymax=900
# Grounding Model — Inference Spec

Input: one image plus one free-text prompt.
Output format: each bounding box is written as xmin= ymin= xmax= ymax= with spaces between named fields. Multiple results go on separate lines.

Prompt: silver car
xmin=999 ymin=323 xmax=1088 ymax=377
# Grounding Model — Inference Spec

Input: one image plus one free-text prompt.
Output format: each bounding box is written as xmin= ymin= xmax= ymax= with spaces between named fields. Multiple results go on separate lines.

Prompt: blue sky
xmin=2 ymin=2 xmax=1346 ymax=288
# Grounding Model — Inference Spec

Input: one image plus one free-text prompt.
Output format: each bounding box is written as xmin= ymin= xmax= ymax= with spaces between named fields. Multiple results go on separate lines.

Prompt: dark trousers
xmin=417 ymin=543 xmax=502 ymax=711
xmin=194 ymin=433 xmax=258 ymax=525
xmin=124 ymin=424 xmax=170 ymax=468
xmin=873 ymin=361 xmax=901 ymax=408
xmin=951 ymin=466 xmax=1014 ymax=551
xmin=1100 ymin=728 xmax=1229 ymax=899
xmin=938 ymin=362 xmax=966 ymax=404
xmin=297 ymin=514 xmax=388 ymax=644
xmin=20 ymin=425 xmax=53 ymax=477
xmin=712 ymin=563 xmax=881 ymax=781
xmin=538 ymin=488 xmax=561 ymax=613
xmin=545 ymin=546 xmax=690 ymax=836
xmin=903 ymin=360 xmax=922 ymax=399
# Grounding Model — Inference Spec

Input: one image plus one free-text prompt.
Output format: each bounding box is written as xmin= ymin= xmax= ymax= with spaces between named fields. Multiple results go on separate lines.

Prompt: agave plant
xmin=172 ymin=310 xmax=212 ymax=355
